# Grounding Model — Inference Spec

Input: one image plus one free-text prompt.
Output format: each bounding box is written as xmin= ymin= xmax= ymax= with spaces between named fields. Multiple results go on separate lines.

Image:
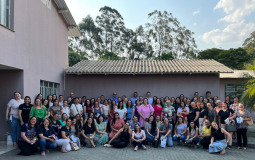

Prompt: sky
xmin=65 ymin=0 xmax=255 ymax=51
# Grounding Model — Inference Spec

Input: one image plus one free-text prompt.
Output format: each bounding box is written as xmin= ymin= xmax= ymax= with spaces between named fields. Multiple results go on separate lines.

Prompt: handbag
xmin=160 ymin=137 xmax=167 ymax=148
xmin=226 ymin=121 xmax=237 ymax=132
xmin=70 ymin=142 xmax=79 ymax=151
xmin=245 ymin=111 xmax=254 ymax=126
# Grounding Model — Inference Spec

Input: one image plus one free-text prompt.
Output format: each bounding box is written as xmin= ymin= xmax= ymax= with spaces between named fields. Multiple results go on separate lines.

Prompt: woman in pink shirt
xmin=138 ymin=98 xmax=154 ymax=128
xmin=153 ymin=98 xmax=163 ymax=120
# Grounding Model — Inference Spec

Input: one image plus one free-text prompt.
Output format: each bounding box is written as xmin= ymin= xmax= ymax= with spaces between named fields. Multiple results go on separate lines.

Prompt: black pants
xmin=110 ymin=138 xmax=129 ymax=148
xmin=237 ymin=128 xmax=247 ymax=147
xmin=200 ymin=136 xmax=211 ymax=149
xmin=18 ymin=140 xmax=38 ymax=156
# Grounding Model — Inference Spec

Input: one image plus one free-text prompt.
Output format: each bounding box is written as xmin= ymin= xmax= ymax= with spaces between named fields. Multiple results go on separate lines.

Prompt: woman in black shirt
xmin=209 ymin=121 xmax=231 ymax=154
xmin=81 ymin=117 xmax=98 ymax=147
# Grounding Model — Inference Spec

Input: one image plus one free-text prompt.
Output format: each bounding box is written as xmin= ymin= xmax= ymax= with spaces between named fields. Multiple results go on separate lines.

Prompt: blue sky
xmin=65 ymin=0 xmax=255 ymax=51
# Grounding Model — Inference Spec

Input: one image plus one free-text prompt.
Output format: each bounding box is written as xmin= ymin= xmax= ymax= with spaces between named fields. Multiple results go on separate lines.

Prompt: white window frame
xmin=40 ymin=80 xmax=60 ymax=99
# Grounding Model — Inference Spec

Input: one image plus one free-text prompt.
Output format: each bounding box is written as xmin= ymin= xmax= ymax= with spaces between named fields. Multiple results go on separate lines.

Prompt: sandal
xmin=220 ymin=149 xmax=226 ymax=155
xmin=243 ymin=147 xmax=247 ymax=150
xmin=134 ymin=146 xmax=138 ymax=151
xmin=237 ymin=146 xmax=241 ymax=149
xmin=142 ymin=145 xmax=146 ymax=150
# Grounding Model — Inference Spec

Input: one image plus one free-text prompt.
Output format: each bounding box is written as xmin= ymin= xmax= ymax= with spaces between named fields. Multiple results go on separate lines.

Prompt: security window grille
xmin=225 ymin=83 xmax=246 ymax=99
xmin=40 ymin=80 xmax=59 ymax=99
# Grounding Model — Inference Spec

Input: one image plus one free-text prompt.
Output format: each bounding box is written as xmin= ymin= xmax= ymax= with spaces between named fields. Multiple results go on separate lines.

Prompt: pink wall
xmin=64 ymin=74 xmax=221 ymax=100
xmin=0 ymin=0 xmax=68 ymax=98
xmin=0 ymin=70 xmax=23 ymax=140
xmin=0 ymin=1 xmax=69 ymax=140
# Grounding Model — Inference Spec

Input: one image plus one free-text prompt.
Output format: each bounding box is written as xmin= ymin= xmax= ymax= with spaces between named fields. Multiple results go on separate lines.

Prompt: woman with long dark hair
xmin=38 ymin=118 xmax=57 ymax=156
xmin=50 ymin=99 xmax=63 ymax=118
xmin=29 ymin=98 xmax=49 ymax=124
xmin=70 ymin=118 xmax=81 ymax=147
xmin=18 ymin=116 xmax=38 ymax=156
xmin=81 ymin=117 xmax=98 ymax=148
xmin=173 ymin=117 xmax=187 ymax=143
xmin=186 ymin=121 xmax=199 ymax=148
xmin=145 ymin=115 xmax=159 ymax=144
xmin=115 ymin=101 xmax=127 ymax=120
xmin=84 ymin=99 xmax=92 ymax=119
xmin=126 ymin=100 xmax=134 ymax=122
xmin=56 ymin=118 xmax=72 ymax=153
xmin=109 ymin=112 xmax=124 ymax=139
xmin=132 ymin=124 xmax=146 ymax=151
xmin=153 ymin=98 xmax=163 ymax=120
xmin=95 ymin=115 xmax=108 ymax=145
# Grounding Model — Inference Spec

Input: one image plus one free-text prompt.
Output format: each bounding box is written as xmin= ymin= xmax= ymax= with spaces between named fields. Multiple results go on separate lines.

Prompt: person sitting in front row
xmin=209 ymin=121 xmax=231 ymax=154
xmin=132 ymin=124 xmax=146 ymax=151
xmin=81 ymin=117 xmax=99 ymax=148
xmin=186 ymin=120 xmax=199 ymax=148
xmin=107 ymin=122 xmax=132 ymax=148
xmin=145 ymin=115 xmax=159 ymax=146
xmin=198 ymin=119 xmax=211 ymax=149
xmin=173 ymin=117 xmax=187 ymax=143
xmin=159 ymin=118 xmax=173 ymax=147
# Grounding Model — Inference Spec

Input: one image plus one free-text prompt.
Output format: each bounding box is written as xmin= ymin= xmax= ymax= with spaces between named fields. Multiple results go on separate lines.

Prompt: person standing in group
xmin=230 ymin=97 xmax=239 ymax=113
xmin=131 ymin=92 xmax=139 ymax=106
xmin=29 ymin=98 xmax=49 ymax=124
xmin=84 ymin=99 xmax=92 ymax=119
xmin=236 ymin=103 xmax=252 ymax=150
xmin=6 ymin=92 xmax=24 ymax=147
xmin=188 ymin=102 xmax=199 ymax=127
xmin=161 ymin=100 xmax=176 ymax=125
xmin=93 ymin=101 xmax=104 ymax=118
xmin=146 ymin=91 xmax=153 ymax=105
xmin=218 ymin=102 xmax=235 ymax=149
xmin=154 ymin=98 xmax=163 ymax=120
xmin=109 ymin=100 xmax=117 ymax=122
xmin=115 ymin=101 xmax=127 ymax=120
xmin=58 ymin=95 xmax=64 ymax=107
xmin=101 ymin=99 xmax=110 ymax=122
xmin=204 ymin=103 xmax=217 ymax=123
xmin=199 ymin=103 xmax=207 ymax=135
xmin=126 ymin=100 xmax=134 ymax=122
xmin=132 ymin=100 xmax=141 ymax=123
xmin=62 ymin=100 xmax=70 ymax=118
xmin=50 ymin=99 xmax=63 ymax=118
xmin=70 ymin=97 xmax=83 ymax=117
xmin=138 ymin=98 xmax=154 ymax=128
xmin=110 ymin=92 xmax=118 ymax=103
xmin=209 ymin=121 xmax=231 ymax=154
xmin=19 ymin=96 xmax=33 ymax=126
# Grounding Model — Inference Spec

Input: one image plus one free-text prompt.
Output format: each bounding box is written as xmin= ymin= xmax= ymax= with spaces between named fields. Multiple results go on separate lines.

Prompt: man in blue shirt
xmin=110 ymin=92 xmax=118 ymax=103
xmin=130 ymin=92 xmax=139 ymax=105
xmin=146 ymin=91 xmax=153 ymax=104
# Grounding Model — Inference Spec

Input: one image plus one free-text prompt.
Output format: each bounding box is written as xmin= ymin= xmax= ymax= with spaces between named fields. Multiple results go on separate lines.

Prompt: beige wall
xmin=64 ymin=74 xmax=221 ymax=100
xmin=0 ymin=1 xmax=69 ymax=140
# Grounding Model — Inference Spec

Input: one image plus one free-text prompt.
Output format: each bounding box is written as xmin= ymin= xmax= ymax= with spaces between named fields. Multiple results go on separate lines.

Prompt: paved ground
xmin=0 ymin=144 xmax=254 ymax=160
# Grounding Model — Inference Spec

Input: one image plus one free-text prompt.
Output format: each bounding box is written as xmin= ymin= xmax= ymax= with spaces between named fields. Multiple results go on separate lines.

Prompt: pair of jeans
xmin=186 ymin=137 xmax=199 ymax=145
xmin=173 ymin=134 xmax=186 ymax=142
xmin=8 ymin=116 xmax=21 ymax=143
xmin=133 ymin=137 xmax=146 ymax=147
xmin=161 ymin=134 xmax=173 ymax=146
xmin=145 ymin=131 xmax=158 ymax=142
xmin=39 ymin=138 xmax=57 ymax=152
xmin=237 ymin=128 xmax=247 ymax=147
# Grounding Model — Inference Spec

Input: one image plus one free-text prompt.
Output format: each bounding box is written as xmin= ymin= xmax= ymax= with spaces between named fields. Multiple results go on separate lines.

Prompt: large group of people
xmin=5 ymin=91 xmax=253 ymax=156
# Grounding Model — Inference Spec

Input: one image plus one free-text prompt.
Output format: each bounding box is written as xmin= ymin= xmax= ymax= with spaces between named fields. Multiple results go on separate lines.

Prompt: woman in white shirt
xmin=70 ymin=97 xmax=83 ymax=117
xmin=5 ymin=92 xmax=24 ymax=147
xmin=132 ymin=124 xmax=146 ymax=151
xmin=101 ymin=100 xmax=109 ymax=122
xmin=62 ymin=100 xmax=70 ymax=118
xmin=115 ymin=101 xmax=127 ymax=120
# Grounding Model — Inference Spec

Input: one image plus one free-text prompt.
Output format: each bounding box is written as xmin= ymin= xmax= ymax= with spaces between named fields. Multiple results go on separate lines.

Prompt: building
xmin=64 ymin=59 xmax=233 ymax=100
xmin=0 ymin=0 xmax=80 ymax=140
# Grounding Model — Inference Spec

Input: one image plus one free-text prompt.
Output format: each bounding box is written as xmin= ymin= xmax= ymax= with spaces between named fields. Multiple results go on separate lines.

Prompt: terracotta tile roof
xmin=220 ymin=70 xmax=255 ymax=78
xmin=65 ymin=59 xmax=233 ymax=74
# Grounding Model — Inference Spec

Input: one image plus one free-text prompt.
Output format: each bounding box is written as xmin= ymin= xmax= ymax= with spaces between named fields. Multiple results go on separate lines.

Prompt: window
xmin=40 ymin=80 xmax=59 ymax=99
xmin=225 ymin=83 xmax=246 ymax=98
xmin=0 ymin=0 xmax=14 ymax=29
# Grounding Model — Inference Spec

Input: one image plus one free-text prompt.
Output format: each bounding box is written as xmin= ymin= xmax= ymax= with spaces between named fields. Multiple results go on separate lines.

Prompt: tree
xmin=243 ymin=31 xmax=255 ymax=54
xmin=68 ymin=49 xmax=88 ymax=66
xmin=96 ymin=6 xmax=126 ymax=54
xmin=78 ymin=15 xmax=103 ymax=58
xmin=98 ymin=51 xmax=121 ymax=60
xmin=197 ymin=48 xmax=254 ymax=70
xmin=146 ymin=10 xmax=197 ymax=59
xmin=155 ymin=52 xmax=174 ymax=60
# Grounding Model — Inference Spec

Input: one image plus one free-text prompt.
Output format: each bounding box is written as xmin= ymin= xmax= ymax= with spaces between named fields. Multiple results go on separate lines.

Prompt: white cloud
xmin=201 ymin=21 xmax=255 ymax=46
xmin=214 ymin=0 xmax=255 ymax=23
xmin=193 ymin=22 xmax=197 ymax=26
xmin=192 ymin=9 xmax=200 ymax=16
xmin=201 ymin=0 xmax=255 ymax=47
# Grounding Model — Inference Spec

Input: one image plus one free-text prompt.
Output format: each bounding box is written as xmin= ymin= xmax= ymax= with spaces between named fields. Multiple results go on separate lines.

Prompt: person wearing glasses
xmin=110 ymin=92 xmax=118 ymax=103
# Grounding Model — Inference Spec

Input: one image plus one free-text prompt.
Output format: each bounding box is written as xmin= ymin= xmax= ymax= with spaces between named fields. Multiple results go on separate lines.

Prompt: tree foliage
xmin=68 ymin=49 xmax=88 ymax=66
xmin=243 ymin=31 xmax=255 ymax=54
xmin=197 ymin=48 xmax=254 ymax=70
xmin=98 ymin=51 xmax=121 ymax=60
xmin=146 ymin=10 xmax=197 ymax=59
